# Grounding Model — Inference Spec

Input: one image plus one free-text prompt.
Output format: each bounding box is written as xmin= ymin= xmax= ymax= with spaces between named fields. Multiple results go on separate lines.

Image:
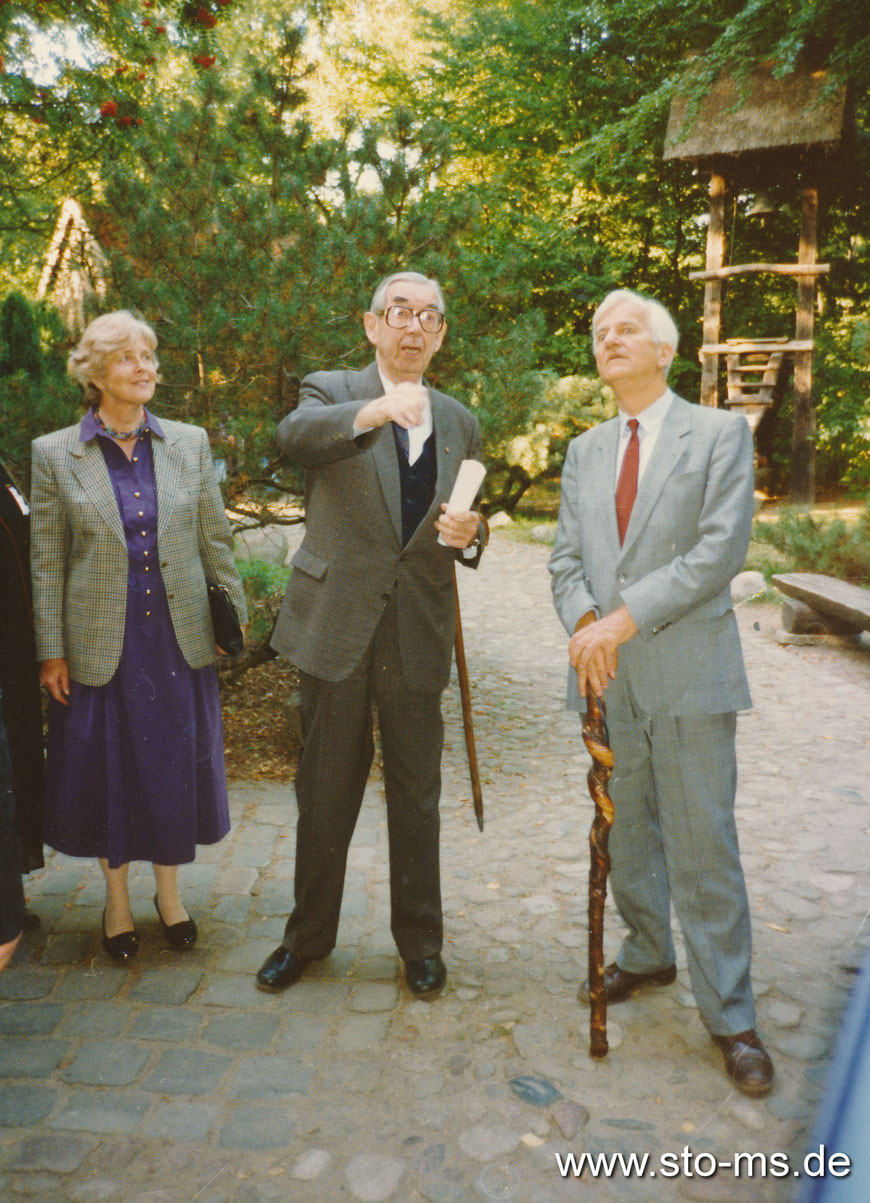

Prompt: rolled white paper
xmin=437 ymin=459 xmax=486 ymax=545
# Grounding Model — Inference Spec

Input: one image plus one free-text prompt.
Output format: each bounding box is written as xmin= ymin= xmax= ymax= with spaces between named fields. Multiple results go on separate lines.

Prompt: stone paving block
xmin=139 ymin=1100 xmax=216 ymax=1143
xmin=47 ymin=1091 xmax=149 ymax=1134
xmin=52 ymin=906 xmax=103 ymax=935
xmin=0 ymin=969 xmax=55 ymax=1000
xmin=27 ymin=868 xmax=85 ymax=896
xmin=212 ymin=865 xmax=258 ymax=895
xmin=231 ymin=845 xmax=273 ymax=868
xmin=244 ymin=917 xmax=286 ymax=940
xmin=202 ymin=1012 xmax=281 ymax=1050
xmin=211 ymin=894 xmax=251 ymax=925
xmin=52 ymin=968 xmax=127 ymax=1001
xmin=126 ymin=1007 xmax=204 ymax=1043
xmin=198 ymin=972 xmax=271 ymax=1008
xmin=127 ymin=968 xmax=203 ymax=1004
xmin=277 ymin=979 xmax=350 ymax=1013
xmin=218 ymin=937 xmax=279 ymax=975
xmin=10 ymin=1133 xmax=95 ymax=1172
xmin=218 ymin=1104 xmax=297 ymax=1150
xmin=39 ymin=932 xmax=94 ymax=965
xmin=356 ymin=954 xmax=399 ymax=982
xmin=58 ymin=1002 xmax=126 ymax=1038
xmin=348 ymin=983 xmax=398 ymax=1013
xmin=273 ymin=1014 xmax=329 ymax=1052
xmin=0 ymin=1084 xmax=58 ymax=1127
xmin=227 ymin=1054 xmax=314 ymax=1098
xmin=142 ymin=1049 xmax=233 ymax=1095
xmin=177 ymin=862 xmax=218 ymax=886
xmin=61 ymin=1040 xmax=151 ymax=1087
xmin=334 ymin=1014 xmax=391 ymax=1053
xmin=0 ymin=1002 xmax=64 ymax=1035
xmin=0 ymin=1038 xmax=71 ymax=1078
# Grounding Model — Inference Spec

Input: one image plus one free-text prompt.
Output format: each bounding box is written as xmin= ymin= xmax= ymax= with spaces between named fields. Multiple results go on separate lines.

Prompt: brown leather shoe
xmin=712 ymin=1030 xmax=774 ymax=1097
xmin=577 ymin=961 xmax=677 ymax=1005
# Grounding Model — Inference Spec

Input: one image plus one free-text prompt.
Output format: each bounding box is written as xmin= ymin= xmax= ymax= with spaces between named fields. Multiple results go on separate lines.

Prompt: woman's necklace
xmin=96 ymin=410 xmax=147 ymax=441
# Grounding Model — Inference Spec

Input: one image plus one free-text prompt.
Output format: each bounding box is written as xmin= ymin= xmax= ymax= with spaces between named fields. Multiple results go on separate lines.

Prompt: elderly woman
xmin=30 ymin=310 xmax=246 ymax=961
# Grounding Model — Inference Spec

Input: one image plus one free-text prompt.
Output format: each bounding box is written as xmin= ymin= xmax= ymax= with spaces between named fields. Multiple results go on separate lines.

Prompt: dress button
xmin=144 ymin=566 xmax=150 ymax=572
xmin=141 ymin=530 xmax=147 ymax=536
xmin=146 ymin=589 xmax=151 ymax=595
xmin=138 ymin=511 xmax=144 ymax=517
xmin=132 ymin=457 xmax=138 ymax=462
xmin=134 ymin=492 xmax=140 ymax=498
xmin=145 ymin=611 xmax=151 ymax=617
xmin=143 ymin=550 xmax=148 ymax=557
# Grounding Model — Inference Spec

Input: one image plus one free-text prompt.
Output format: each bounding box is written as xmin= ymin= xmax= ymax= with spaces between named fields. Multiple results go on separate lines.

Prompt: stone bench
xmin=772 ymin=572 xmax=870 ymax=637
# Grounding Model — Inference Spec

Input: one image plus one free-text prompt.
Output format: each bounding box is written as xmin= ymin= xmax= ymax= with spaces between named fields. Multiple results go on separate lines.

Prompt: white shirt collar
xmin=617 ymin=388 xmax=672 ymax=437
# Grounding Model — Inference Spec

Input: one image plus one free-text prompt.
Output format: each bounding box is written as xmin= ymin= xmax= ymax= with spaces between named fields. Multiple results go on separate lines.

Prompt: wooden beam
xmin=792 ymin=186 xmax=818 ymax=503
xmin=689 ymin=263 xmax=830 ymax=281
xmin=700 ymin=340 xmax=813 ymax=355
xmin=700 ymin=171 xmax=727 ymax=407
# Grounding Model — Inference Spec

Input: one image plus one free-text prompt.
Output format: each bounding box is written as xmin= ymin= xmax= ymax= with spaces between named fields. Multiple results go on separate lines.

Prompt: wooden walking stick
xmin=582 ymin=685 xmax=615 ymax=1058
xmin=452 ymin=567 xmax=484 ymax=832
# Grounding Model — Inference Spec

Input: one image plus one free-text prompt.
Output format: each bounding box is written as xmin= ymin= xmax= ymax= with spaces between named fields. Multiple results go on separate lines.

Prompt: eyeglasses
xmin=378 ymin=305 xmax=445 ymax=333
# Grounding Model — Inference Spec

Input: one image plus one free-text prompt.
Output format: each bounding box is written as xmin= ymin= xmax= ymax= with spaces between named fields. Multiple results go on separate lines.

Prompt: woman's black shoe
xmin=102 ymin=911 xmax=139 ymax=962
xmin=154 ymin=894 xmax=197 ymax=949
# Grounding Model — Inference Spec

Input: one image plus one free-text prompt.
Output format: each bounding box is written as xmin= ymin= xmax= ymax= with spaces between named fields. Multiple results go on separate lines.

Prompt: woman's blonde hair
xmin=68 ymin=310 xmax=159 ymax=407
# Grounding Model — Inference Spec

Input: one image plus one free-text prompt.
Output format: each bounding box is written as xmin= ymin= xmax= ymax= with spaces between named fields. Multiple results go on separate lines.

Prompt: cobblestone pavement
xmin=2 ymin=534 xmax=870 ymax=1203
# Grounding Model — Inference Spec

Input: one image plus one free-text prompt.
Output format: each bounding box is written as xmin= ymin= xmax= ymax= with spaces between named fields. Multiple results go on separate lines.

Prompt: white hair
xmin=68 ymin=310 xmax=158 ymax=407
xmin=592 ymin=290 xmax=679 ymax=373
xmin=370 ymin=272 xmax=445 ymax=315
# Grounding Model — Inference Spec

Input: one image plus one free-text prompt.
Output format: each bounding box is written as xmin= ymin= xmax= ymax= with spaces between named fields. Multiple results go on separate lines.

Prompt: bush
xmin=752 ymin=502 xmax=870 ymax=586
xmin=236 ymin=558 xmax=290 ymax=651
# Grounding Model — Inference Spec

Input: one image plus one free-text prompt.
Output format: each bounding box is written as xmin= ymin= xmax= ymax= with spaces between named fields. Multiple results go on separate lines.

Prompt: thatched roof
xmin=37 ymin=198 xmax=111 ymax=332
xmin=664 ymin=67 xmax=848 ymax=162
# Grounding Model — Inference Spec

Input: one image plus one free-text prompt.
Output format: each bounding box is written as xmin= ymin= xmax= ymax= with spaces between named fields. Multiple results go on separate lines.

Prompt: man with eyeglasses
xmin=259 ymin=271 xmax=486 ymax=997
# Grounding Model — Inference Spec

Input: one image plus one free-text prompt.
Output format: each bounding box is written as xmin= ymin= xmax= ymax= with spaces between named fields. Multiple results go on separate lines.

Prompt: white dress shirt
xmin=614 ymin=389 xmax=673 ymax=487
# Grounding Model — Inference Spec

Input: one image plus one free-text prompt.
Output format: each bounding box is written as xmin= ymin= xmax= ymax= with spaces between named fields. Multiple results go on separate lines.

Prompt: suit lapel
xmin=153 ymin=422 xmax=185 ymax=538
xmin=593 ymin=418 xmax=622 ymax=557
xmin=351 ymin=363 xmax=403 ymax=546
xmin=620 ymin=396 xmax=691 ymax=555
xmin=69 ymin=434 xmax=126 ymax=546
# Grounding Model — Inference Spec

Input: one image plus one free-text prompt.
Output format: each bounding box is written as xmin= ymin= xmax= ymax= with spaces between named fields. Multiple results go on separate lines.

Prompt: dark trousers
xmin=0 ymin=701 xmax=25 ymax=945
xmin=283 ymin=594 xmax=444 ymax=961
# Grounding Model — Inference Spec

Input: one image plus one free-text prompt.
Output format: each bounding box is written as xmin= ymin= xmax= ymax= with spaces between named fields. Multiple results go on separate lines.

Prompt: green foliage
xmin=0 ymin=292 xmax=43 ymax=379
xmin=236 ymin=557 xmax=290 ymax=649
xmin=1 ymin=0 xmax=867 ymax=508
xmin=0 ymin=294 xmax=79 ymax=481
xmin=752 ymin=503 xmax=870 ymax=584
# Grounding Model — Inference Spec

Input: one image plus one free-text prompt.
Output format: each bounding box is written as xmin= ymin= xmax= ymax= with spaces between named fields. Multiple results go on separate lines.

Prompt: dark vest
xmin=392 ymin=425 xmax=437 ymax=546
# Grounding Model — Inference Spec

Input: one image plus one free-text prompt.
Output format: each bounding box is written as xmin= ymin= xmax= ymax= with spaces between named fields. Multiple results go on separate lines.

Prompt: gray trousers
xmin=603 ymin=684 xmax=755 ymax=1036
xmin=283 ymin=593 xmax=444 ymax=961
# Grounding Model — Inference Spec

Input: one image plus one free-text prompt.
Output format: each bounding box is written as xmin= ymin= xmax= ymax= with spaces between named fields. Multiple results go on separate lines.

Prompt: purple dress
xmin=44 ymin=414 xmax=230 ymax=868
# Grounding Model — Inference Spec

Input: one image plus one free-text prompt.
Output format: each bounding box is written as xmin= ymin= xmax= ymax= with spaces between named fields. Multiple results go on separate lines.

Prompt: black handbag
xmin=207 ymin=582 xmax=245 ymax=657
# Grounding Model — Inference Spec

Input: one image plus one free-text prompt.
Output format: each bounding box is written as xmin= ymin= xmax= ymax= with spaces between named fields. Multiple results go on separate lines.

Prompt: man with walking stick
xmin=258 ymin=271 xmax=486 ymax=997
xmin=548 ymin=289 xmax=773 ymax=1095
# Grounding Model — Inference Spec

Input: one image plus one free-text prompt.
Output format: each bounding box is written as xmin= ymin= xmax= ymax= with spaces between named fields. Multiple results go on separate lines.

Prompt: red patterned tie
xmin=615 ymin=418 xmax=640 ymax=545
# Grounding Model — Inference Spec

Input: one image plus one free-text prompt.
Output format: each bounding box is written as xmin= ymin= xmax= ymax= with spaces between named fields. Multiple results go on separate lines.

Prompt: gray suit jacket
xmin=549 ymin=396 xmax=754 ymax=715
xmin=30 ymin=417 xmax=246 ymax=687
xmin=271 ymin=362 xmax=483 ymax=688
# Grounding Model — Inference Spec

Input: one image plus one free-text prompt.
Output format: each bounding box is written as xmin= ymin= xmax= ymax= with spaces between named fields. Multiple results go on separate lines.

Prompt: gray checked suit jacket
xmin=270 ymin=362 xmax=483 ymax=689
xmin=30 ymin=416 xmax=247 ymax=687
xmin=549 ymin=395 xmax=754 ymax=716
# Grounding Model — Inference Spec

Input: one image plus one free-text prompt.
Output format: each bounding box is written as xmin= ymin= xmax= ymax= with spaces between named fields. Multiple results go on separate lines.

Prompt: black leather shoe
xmin=578 ymin=961 xmax=677 ymax=1005
xmin=404 ymin=954 xmax=447 ymax=997
xmin=102 ymin=911 xmax=139 ymax=962
xmin=713 ymin=1030 xmax=774 ymax=1097
xmin=154 ymin=894 xmax=197 ymax=949
xmin=256 ymin=947 xmax=314 ymax=992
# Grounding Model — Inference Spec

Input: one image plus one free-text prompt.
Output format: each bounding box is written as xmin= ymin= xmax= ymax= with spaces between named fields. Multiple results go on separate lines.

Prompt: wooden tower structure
xmin=664 ymin=66 xmax=849 ymax=502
